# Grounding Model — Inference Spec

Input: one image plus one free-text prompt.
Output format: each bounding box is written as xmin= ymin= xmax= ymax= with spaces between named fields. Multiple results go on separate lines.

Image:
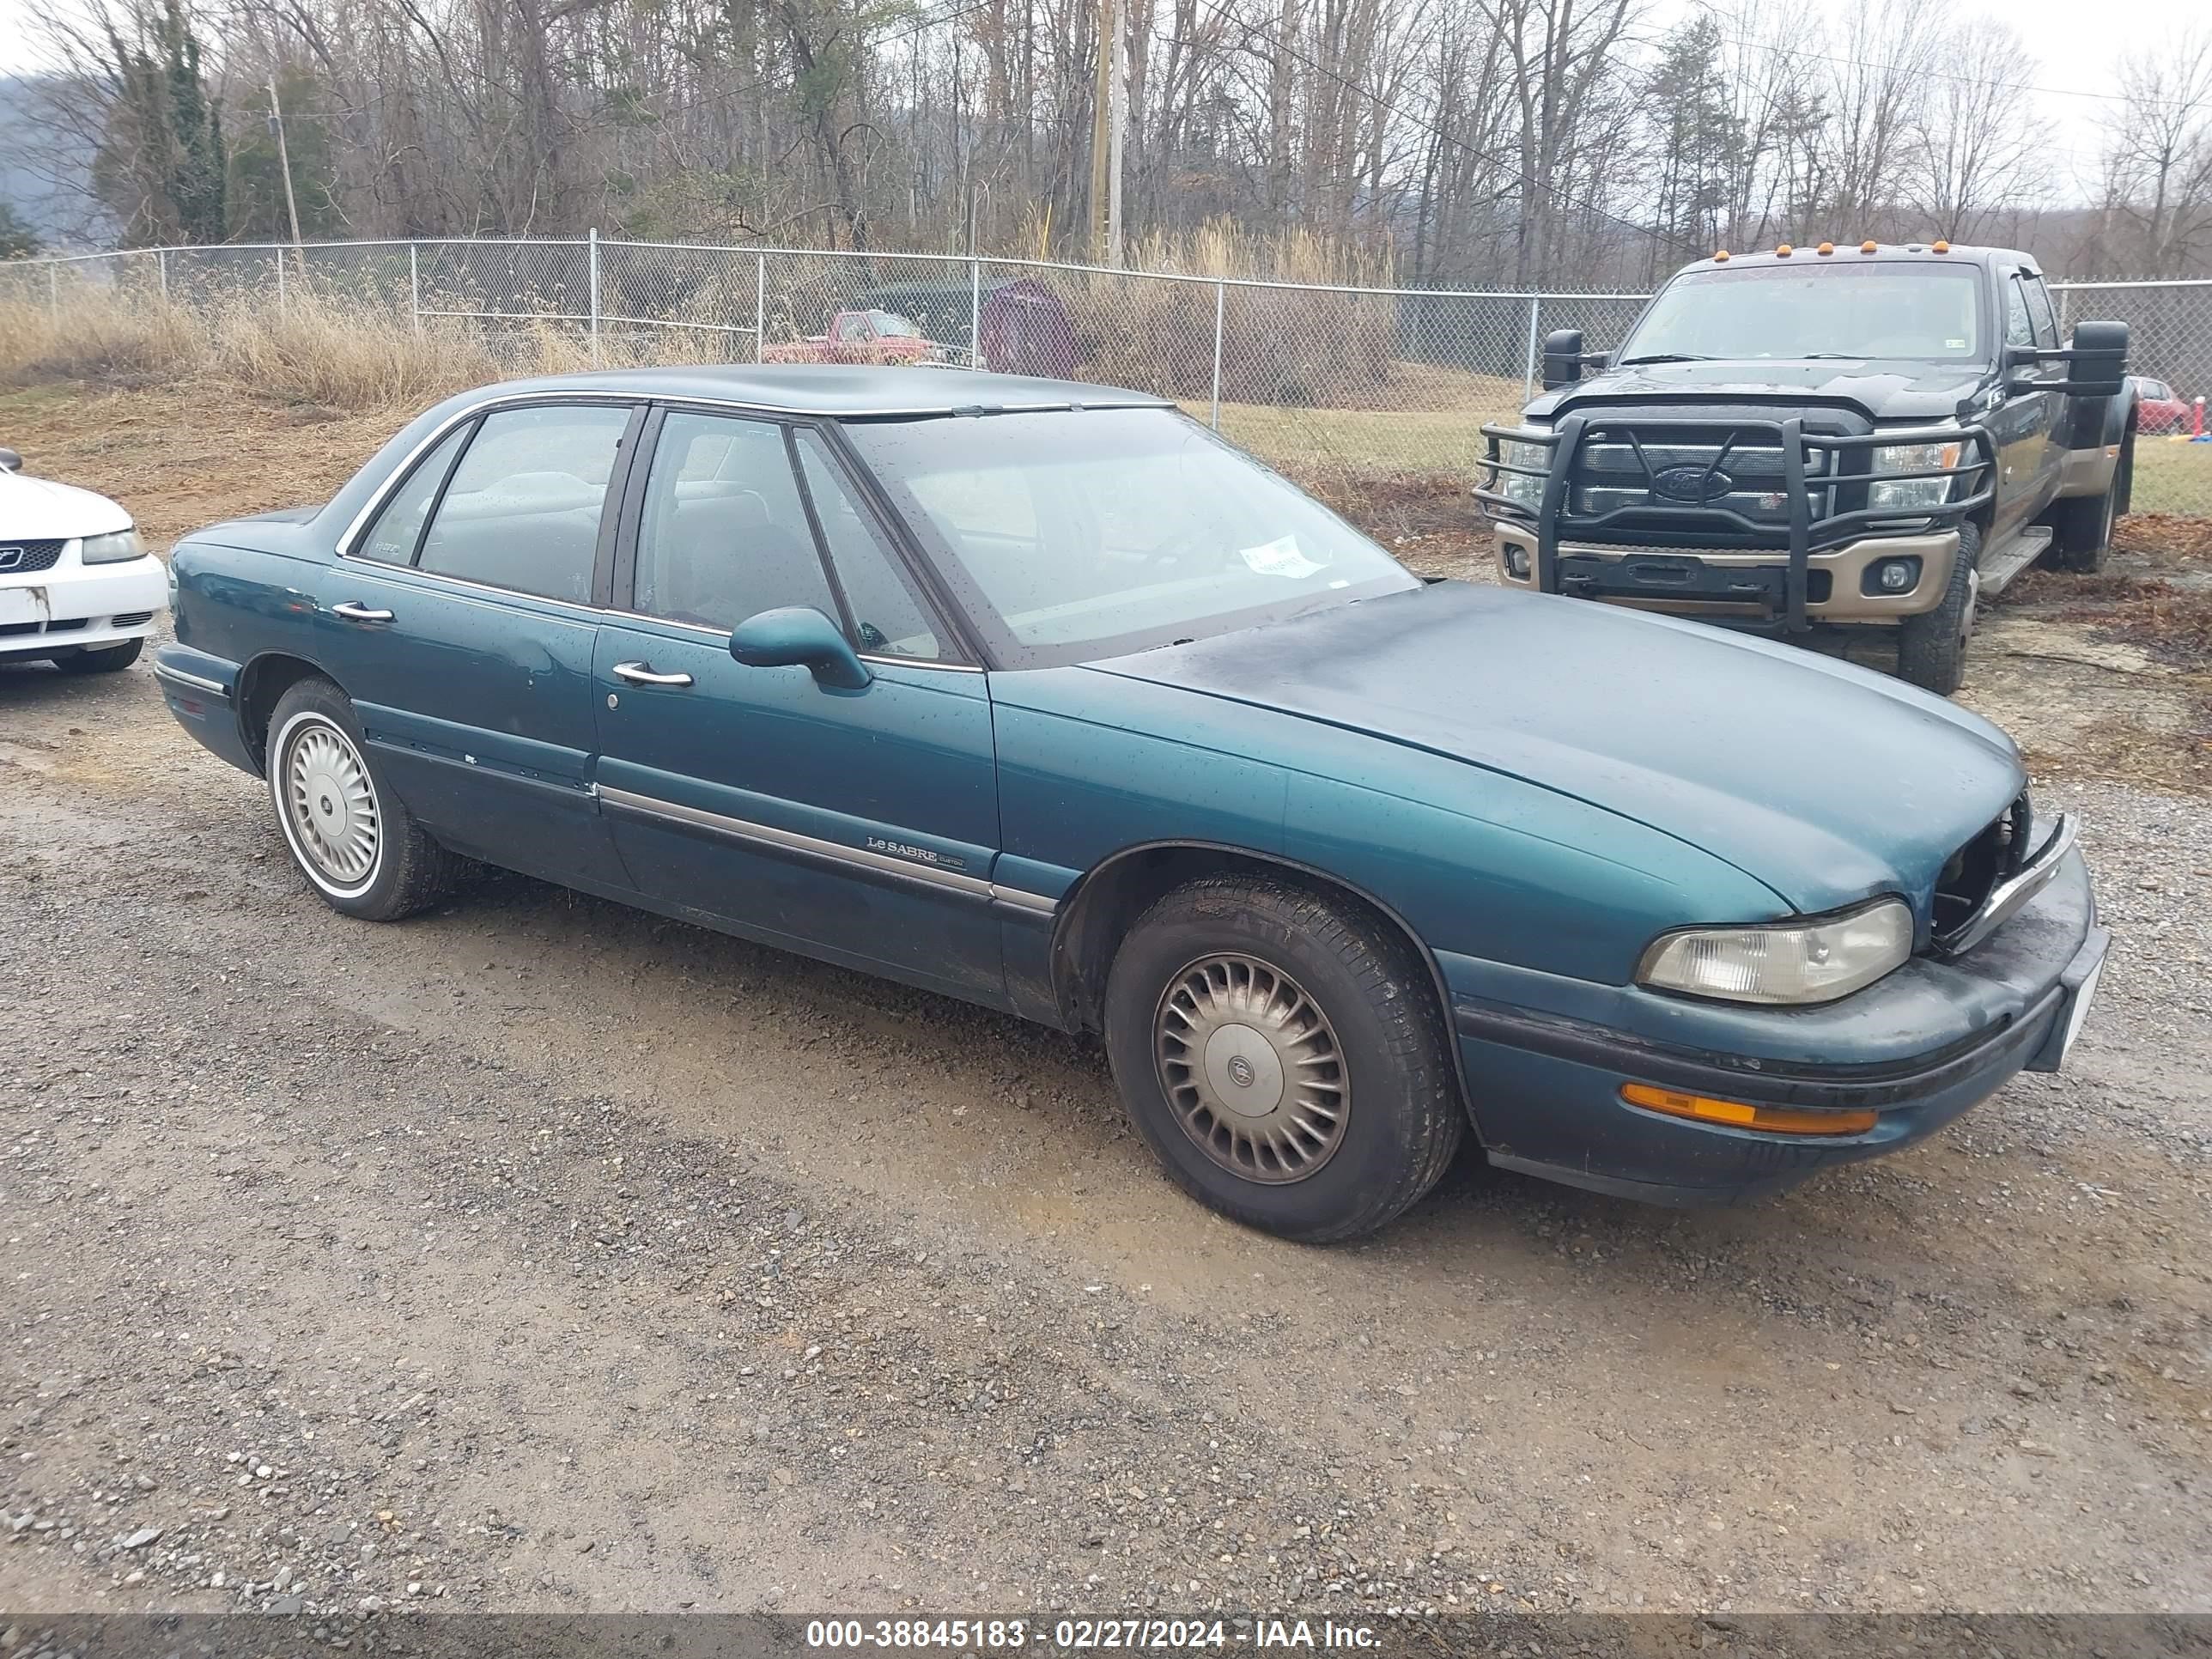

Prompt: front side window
xmin=416 ymin=404 xmax=630 ymax=602
xmin=358 ymin=423 xmax=469 ymax=565
xmin=793 ymin=432 xmax=940 ymax=659
xmin=2004 ymin=276 xmax=2036 ymax=349
xmin=2022 ymin=274 xmax=2060 ymax=349
xmin=1622 ymin=263 xmax=1986 ymax=363
xmin=632 ymin=411 xmax=838 ymax=632
xmin=841 ymin=407 xmax=1419 ymax=669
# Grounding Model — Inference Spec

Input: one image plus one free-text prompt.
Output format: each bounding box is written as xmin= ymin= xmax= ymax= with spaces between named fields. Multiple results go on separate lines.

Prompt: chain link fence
xmin=7 ymin=238 xmax=2211 ymax=518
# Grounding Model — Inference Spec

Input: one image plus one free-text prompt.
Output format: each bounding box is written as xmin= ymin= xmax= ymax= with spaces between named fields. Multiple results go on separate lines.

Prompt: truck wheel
xmin=266 ymin=677 xmax=469 ymax=921
xmin=1102 ymin=873 xmax=1464 ymax=1243
xmin=2053 ymin=429 xmax=2131 ymax=573
xmin=1897 ymin=524 xmax=1978 ymax=696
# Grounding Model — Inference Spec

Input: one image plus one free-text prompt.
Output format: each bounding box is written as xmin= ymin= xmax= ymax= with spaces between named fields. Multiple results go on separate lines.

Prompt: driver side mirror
xmin=729 ymin=605 xmax=873 ymax=690
xmin=2007 ymin=319 xmax=2129 ymax=398
xmin=0 ymin=447 xmax=20 ymax=473
xmin=1541 ymin=328 xmax=1588 ymax=391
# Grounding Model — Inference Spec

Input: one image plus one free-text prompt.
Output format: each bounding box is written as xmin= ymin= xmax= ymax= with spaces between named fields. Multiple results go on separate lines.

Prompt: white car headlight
xmin=80 ymin=527 xmax=146 ymax=564
xmin=1637 ymin=897 xmax=1913 ymax=1006
xmin=1868 ymin=435 xmax=1964 ymax=512
xmin=1490 ymin=429 xmax=1552 ymax=510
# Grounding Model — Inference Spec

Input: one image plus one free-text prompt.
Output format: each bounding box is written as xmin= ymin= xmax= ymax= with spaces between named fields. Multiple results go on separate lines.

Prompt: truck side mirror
xmin=1541 ymin=329 xmax=1586 ymax=391
xmin=2052 ymin=319 xmax=2128 ymax=398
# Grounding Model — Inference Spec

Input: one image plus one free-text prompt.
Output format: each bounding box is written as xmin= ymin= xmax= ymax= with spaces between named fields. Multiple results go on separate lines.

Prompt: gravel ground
xmin=1 ymin=646 xmax=2208 ymax=1634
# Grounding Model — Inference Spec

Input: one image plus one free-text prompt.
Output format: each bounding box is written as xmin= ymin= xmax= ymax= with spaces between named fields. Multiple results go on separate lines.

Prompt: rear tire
xmin=266 ymin=677 xmax=468 ymax=921
xmin=1897 ymin=522 xmax=1978 ymax=696
xmin=54 ymin=639 xmax=143 ymax=674
xmin=1102 ymin=873 xmax=1465 ymax=1243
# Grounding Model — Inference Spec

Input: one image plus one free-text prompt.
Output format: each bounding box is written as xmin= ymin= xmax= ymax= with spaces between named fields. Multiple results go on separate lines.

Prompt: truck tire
xmin=1102 ymin=873 xmax=1464 ymax=1243
xmin=2053 ymin=427 xmax=2132 ymax=573
xmin=1897 ymin=523 xmax=1978 ymax=696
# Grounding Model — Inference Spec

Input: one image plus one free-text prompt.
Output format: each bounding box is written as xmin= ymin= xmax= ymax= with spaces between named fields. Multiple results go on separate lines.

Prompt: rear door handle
xmin=611 ymin=660 xmax=695 ymax=687
xmin=330 ymin=601 xmax=395 ymax=623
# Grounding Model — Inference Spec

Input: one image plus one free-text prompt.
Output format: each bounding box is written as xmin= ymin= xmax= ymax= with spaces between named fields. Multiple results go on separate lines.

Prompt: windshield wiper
xmin=1617 ymin=353 xmax=1714 ymax=365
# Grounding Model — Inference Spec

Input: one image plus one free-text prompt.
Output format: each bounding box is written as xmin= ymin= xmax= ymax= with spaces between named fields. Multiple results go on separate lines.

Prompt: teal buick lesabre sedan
xmin=155 ymin=366 xmax=2106 ymax=1242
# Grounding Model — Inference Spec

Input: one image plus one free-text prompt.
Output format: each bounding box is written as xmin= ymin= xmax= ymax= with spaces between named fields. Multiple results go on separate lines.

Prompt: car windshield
xmin=870 ymin=311 xmax=923 ymax=337
xmin=841 ymin=407 xmax=1419 ymax=668
xmin=1620 ymin=264 xmax=1985 ymax=363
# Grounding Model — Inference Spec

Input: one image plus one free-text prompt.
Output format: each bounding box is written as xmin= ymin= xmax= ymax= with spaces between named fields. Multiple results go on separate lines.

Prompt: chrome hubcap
xmin=1154 ymin=954 xmax=1348 ymax=1184
xmin=284 ymin=722 xmax=379 ymax=884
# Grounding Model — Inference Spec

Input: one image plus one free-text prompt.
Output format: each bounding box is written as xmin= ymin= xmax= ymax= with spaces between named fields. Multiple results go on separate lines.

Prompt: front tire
xmin=266 ymin=677 xmax=465 ymax=921
xmin=54 ymin=639 xmax=143 ymax=674
xmin=1897 ymin=523 xmax=1978 ymax=696
xmin=1103 ymin=874 xmax=1465 ymax=1243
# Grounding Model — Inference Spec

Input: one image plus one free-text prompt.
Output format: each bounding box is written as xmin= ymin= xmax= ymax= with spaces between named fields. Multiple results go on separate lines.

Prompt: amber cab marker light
xmin=1861 ymin=239 xmax=1878 ymax=253
xmin=1620 ymin=1082 xmax=1877 ymax=1138
xmin=1817 ymin=241 xmax=1834 ymax=255
xmin=1776 ymin=242 xmax=1793 ymax=257
xmin=1712 ymin=249 xmax=1730 ymax=261
xmin=1932 ymin=239 xmax=1951 ymax=253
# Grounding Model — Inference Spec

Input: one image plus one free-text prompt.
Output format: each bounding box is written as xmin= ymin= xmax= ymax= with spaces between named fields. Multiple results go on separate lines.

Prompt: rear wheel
xmin=266 ymin=677 xmax=467 ymax=921
xmin=1896 ymin=522 xmax=1978 ymax=696
xmin=1102 ymin=873 xmax=1464 ymax=1243
xmin=53 ymin=639 xmax=143 ymax=674
xmin=2054 ymin=428 xmax=2131 ymax=573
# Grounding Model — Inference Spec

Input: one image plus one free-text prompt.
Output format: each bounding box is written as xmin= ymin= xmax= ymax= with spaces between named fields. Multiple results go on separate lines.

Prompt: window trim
xmin=352 ymin=417 xmax=476 ymax=568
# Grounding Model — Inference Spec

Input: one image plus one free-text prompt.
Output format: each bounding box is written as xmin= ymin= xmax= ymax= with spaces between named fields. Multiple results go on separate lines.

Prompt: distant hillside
xmin=0 ymin=75 xmax=109 ymax=250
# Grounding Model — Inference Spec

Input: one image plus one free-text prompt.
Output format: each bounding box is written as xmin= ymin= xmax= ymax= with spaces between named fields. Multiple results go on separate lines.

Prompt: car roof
xmin=479 ymin=363 xmax=1170 ymax=417
xmin=1674 ymin=243 xmax=2032 ymax=276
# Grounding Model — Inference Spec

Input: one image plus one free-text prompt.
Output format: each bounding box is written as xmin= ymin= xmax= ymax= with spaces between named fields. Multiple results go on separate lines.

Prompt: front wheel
xmin=1103 ymin=874 xmax=1465 ymax=1243
xmin=54 ymin=639 xmax=143 ymax=674
xmin=266 ymin=677 xmax=467 ymax=921
xmin=1897 ymin=524 xmax=1978 ymax=696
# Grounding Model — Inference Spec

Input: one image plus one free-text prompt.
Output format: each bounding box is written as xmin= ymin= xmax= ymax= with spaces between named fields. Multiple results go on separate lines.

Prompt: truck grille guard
xmin=1476 ymin=412 xmax=1998 ymax=633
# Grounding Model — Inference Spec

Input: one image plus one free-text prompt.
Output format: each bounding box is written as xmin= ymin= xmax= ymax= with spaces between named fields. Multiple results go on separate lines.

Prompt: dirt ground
xmin=2 ymin=381 xmax=2209 ymax=1631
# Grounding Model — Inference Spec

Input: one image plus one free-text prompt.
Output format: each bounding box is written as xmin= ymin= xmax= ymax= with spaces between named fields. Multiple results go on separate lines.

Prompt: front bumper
xmin=0 ymin=554 xmax=168 ymax=660
xmin=1448 ymin=848 xmax=2103 ymax=1205
xmin=1492 ymin=526 xmax=1960 ymax=623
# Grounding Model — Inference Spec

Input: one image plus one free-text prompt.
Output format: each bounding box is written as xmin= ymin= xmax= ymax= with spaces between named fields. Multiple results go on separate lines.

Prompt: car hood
xmin=1087 ymin=581 xmax=2024 ymax=918
xmin=0 ymin=470 xmax=132 ymax=540
xmin=1528 ymin=358 xmax=1992 ymax=425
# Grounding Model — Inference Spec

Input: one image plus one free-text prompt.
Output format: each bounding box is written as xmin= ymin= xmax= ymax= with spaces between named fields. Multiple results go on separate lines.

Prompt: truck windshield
xmin=841 ymin=407 xmax=1419 ymax=669
xmin=1621 ymin=263 xmax=1985 ymax=363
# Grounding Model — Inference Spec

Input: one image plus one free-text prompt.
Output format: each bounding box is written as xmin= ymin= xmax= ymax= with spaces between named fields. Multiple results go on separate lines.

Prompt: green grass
xmin=2127 ymin=434 xmax=2212 ymax=518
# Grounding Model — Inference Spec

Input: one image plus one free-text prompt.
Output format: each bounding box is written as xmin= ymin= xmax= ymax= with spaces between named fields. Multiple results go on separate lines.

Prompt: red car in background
xmin=2132 ymin=376 xmax=2193 ymax=434
xmin=763 ymin=308 xmax=950 ymax=367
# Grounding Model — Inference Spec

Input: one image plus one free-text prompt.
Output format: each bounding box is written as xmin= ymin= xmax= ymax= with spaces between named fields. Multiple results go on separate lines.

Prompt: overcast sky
xmin=0 ymin=0 xmax=2190 ymax=204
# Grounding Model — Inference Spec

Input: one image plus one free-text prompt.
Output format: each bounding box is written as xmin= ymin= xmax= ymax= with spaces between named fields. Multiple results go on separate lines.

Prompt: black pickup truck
xmin=1477 ymin=243 xmax=2136 ymax=693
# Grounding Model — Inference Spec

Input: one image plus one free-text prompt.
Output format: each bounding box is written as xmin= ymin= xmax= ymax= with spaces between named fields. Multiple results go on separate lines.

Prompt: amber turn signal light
xmin=1620 ymin=1083 xmax=1877 ymax=1138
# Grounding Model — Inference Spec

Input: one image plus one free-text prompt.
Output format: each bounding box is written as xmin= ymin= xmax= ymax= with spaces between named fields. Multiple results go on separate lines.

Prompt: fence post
xmin=969 ymin=257 xmax=983 ymax=370
xmin=587 ymin=228 xmax=602 ymax=364
xmin=755 ymin=253 xmax=767 ymax=365
xmin=48 ymin=262 xmax=58 ymax=315
xmin=1210 ymin=280 xmax=1226 ymax=430
xmin=276 ymin=249 xmax=287 ymax=313
xmin=409 ymin=244 xmax=422 ymax=337
xmin=1522 ymin=295 xmax=1542 ymax=401
xmin=157 ymin=248 xmax=168 ymax=304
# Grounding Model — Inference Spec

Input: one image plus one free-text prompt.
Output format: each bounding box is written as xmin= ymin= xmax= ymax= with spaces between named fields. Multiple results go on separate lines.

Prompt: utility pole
xmin=1089 ymin=0 xmax=1112 ymax=262
xmin=1105 ymin=0 xmax=1124 ymax=268
xmin=266 ymin=79 xmax=305 ymax=265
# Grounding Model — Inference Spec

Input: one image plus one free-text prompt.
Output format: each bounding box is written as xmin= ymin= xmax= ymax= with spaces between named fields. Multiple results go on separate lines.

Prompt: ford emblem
xmin=1652 ymin=465 xmax=1732 ymax=502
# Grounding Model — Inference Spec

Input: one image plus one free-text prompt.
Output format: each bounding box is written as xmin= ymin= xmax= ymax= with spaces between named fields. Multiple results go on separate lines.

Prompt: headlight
xmin=1637 ymin=897 xmax=1913 ymax=1005
xmin=1490 ymin=429 xmax=1552 ymax=510
xmin=80 ymin=527 xmax=145 ymax=564
xmin=1868 ymin=434 xmax=1965 ymax=512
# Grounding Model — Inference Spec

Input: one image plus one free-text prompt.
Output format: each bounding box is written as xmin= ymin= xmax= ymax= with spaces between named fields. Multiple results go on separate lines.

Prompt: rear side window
xmin=416 ymin=404 xmax=631 ymax=603
xmin=793 ymin=431 xmax=940 ymax=659
xmin=357 ymin=424 xmax=469 ymax=564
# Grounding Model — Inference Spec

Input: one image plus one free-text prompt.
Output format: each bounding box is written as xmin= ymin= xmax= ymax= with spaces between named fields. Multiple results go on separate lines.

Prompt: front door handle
xmin=611 ymin=660 xmax=695 ymax=687
xmin=330 ymin=601 xmax=395 ymax=623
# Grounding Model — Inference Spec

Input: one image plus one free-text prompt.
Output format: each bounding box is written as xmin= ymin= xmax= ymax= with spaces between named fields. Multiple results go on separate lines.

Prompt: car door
xmin=315 ymin=398 xmax=640 ymax=890
xmin=590 ymin=406 xmax=1006 ymax=1005
xmin=1990 ymin=269 xmax=2061 ymax=542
